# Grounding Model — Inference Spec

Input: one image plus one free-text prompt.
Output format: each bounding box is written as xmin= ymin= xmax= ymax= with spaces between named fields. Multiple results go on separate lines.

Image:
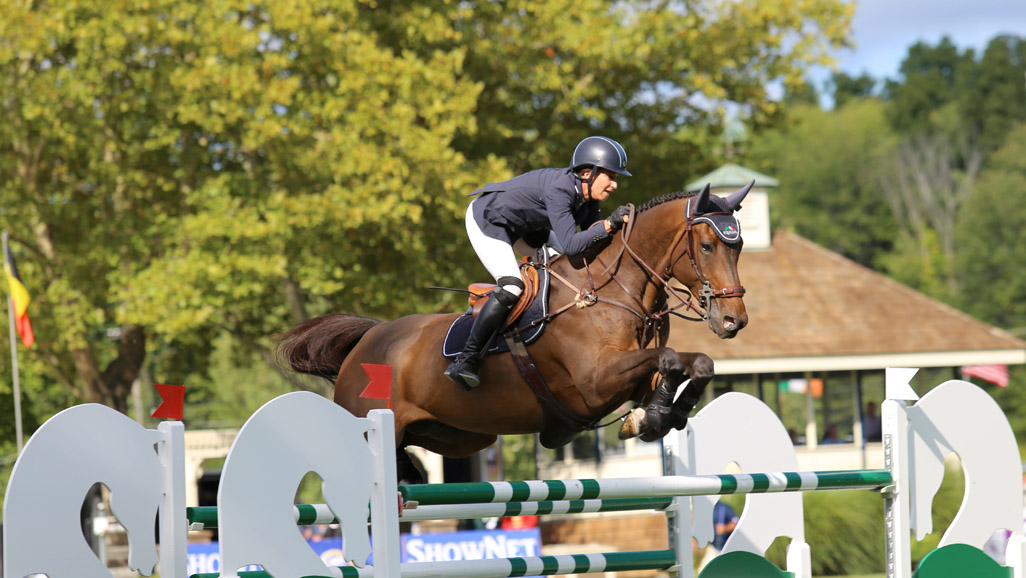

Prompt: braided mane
xmin=637 ymin=190 xmax=698 ymax=213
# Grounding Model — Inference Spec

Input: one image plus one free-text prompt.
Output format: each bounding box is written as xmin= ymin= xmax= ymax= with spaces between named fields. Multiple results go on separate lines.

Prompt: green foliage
xmin=831 ymin=72 xmax=878 ymax=108
xmin=887 ymin=35 xmax=1026 ymax=154
xmin=170 ymin=332 xmax=297 ymax=428
xmin=501 ymin=434 xmax=537 ymax=482
xmin=799 ymin=490 xmax=885 ymax=575
xmin=876 ymin=228 xmax=949 ymax=299
xmin=760 ymin=464 xmax=967 ymax=576
xmin=956 ymin=36 xmax=1026 ymax=153
xmin=885 ymin=37 xmax=968 ymax=135
xmin=954 ymin=123 xmax=1026 ymax=330
xmin=744 ymin=100 xmax=899 ymax=268
xmin=440 ymin=0 xmax=855 ymax=201
xmin=783 ymin=80 xmax=821 ymax=107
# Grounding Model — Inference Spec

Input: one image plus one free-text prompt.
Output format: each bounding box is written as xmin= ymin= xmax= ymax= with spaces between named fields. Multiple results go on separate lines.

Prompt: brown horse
xmin=278 ymin=182 xmax=752 ymax=483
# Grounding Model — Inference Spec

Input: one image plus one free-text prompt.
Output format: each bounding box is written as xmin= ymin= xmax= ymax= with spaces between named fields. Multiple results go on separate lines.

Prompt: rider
xmin=444 ymin=136 xmax=633 ymax=390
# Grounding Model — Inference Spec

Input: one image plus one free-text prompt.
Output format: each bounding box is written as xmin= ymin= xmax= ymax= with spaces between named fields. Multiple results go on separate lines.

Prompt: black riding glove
xmin=606 ymin=205 xmax=631 ymax=233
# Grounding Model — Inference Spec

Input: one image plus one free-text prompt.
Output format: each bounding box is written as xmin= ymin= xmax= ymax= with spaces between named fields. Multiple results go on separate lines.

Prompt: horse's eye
xmin=701 ymin=243 xmax=713 ymax=253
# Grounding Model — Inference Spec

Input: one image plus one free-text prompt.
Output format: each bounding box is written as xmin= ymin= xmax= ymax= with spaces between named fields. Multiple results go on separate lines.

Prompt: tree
xmin=784 ymin=79 xmax=821 ymax=107
xmin=885 ymin=37 xmax=969 ymax=135
xmin=875 ymin=124 xmax=983 ymax=297
xmin=831 ymin=72 xmax=877 ymax=108
xmin=744 ymin=100 xmax=898 ymax=268
xmin=886 ymin=35 xmax=1026 ymax=153
xmin=958 ymin=35 xmax=1026 ymax=153
xmin=872 ymin=35 xmax=1025 ymax=299
xmin=954 ymin=123 xmax=1026 ymax=330
xmin=953 ymin=124 xmax=1026 ymax=439
xmin=414 ymin=0 xmax=856 ymax=203
xmin=0 ymin=0 xmax=195 ymax=410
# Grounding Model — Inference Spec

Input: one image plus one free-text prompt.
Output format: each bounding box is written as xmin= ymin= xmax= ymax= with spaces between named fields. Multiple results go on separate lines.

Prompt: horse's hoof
xmin=669 ymin=407 xmax=689 ymax=432
xmin=618 ymin=407 xmax=647 ymax=440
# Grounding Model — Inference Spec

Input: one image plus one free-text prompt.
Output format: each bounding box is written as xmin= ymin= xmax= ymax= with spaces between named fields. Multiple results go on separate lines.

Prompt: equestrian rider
xmin=445 ymin=136 xmax=633 ymax=390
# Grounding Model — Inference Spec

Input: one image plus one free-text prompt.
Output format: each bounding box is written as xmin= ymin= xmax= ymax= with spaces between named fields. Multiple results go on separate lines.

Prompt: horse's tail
xmin=276 ymin=314 xmax=381 ymax=383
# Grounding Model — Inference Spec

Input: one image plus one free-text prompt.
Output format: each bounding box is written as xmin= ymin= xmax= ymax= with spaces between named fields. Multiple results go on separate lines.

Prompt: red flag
xmin=359 ymin=363 xmax=393 ymax=409
xmin=4 ymin=237 xmax=34 ymax=348
xmin=962 ymin=365 xmax=1009 ymax=388
xmin=151 ymin=384 xmax=186 ymax=419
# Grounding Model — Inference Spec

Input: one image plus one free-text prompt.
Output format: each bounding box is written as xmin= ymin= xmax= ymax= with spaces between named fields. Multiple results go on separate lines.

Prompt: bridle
xmin=667 ymin=195 xmax=746 ymax=309
xmin=542 ymin=197 xmax=745 ymax=344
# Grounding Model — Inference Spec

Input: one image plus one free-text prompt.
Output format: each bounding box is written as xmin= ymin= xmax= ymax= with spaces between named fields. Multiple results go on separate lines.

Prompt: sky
xmin=828 ymin=0 xmax=1026 ymax=81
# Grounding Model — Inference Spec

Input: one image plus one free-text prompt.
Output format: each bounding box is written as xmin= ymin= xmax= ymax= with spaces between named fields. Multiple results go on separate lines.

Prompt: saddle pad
xmin=442 ymin=264 xmax=550 ymax=359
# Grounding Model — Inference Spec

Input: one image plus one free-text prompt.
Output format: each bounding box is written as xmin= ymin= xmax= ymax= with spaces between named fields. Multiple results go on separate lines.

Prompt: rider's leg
xmin=447 ymin=203 xmax=525 ymax=390
xmin=444 ymin=279 xmax=522 ymax=390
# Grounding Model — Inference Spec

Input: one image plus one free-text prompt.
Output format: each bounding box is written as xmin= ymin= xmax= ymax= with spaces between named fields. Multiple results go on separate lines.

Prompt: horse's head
xmin=667 ymin=181 xmax=752 ymax=338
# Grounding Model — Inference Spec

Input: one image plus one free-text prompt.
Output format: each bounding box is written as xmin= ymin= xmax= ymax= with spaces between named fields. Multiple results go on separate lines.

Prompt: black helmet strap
xmin=582 ymin=165 xmax=600 ymax=199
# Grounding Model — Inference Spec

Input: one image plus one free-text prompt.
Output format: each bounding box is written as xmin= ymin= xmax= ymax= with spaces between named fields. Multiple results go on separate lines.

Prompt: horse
xmin=278 ymin=182 xmax=752 ymax=484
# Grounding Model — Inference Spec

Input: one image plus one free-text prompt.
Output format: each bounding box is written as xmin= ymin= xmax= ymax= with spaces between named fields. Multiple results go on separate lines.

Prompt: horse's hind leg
xmin=396 ymin=446 xmax=427 ymax=486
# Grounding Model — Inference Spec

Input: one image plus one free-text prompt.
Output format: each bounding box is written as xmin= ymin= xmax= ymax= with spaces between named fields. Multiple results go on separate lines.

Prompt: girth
xmin=503 ymin=329 xmax=600 ymax=431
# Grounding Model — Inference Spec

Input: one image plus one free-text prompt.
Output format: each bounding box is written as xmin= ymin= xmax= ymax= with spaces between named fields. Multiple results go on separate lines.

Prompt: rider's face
xmin=583 ymin=169 xmax=618 ymax=201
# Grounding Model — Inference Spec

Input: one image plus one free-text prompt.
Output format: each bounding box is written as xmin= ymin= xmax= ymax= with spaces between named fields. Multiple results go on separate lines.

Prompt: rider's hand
xmin=606 ymin=205 xmax=631 ymax=233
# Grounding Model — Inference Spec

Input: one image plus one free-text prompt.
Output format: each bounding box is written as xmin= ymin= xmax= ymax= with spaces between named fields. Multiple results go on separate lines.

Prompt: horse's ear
xmin=694 ymin=183 xmax=712 ymax=213
xmin=726 ymin=180 xmax=755 ymax=211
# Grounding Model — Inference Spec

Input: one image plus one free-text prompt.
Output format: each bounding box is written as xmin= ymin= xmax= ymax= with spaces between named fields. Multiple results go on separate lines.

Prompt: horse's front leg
xmin=619 ymin=350 xmax=713 ymax=441
xmin=667 ymin=351 xmax=714 ymax=432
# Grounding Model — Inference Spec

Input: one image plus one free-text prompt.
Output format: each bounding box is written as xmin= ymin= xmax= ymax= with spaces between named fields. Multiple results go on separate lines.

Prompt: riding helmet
xmin=571 ymin=136 xmax=632 ymax=177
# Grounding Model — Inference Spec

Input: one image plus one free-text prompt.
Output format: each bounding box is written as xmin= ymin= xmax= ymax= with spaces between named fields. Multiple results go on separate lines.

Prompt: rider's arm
xmin=544 ymin=188 xmax=609 ymax=256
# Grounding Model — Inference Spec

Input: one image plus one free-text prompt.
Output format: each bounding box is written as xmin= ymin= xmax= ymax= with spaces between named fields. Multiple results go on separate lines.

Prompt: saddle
xmin=441 ymin=249 xmax=553 ymax=359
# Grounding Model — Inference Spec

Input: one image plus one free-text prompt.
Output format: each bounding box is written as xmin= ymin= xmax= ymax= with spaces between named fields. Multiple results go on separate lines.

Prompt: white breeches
xmin=465 ymin=199 xmax=524 ymax=297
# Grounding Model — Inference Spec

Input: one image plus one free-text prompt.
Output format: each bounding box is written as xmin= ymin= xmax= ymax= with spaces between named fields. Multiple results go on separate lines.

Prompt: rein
xmin=541 ymin=198 xmax=745 ymax=344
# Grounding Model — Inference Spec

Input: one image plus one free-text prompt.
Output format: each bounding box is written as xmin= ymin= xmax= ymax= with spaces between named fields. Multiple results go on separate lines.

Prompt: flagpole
xmin=3 ymin=230 xmax=25 ymax=453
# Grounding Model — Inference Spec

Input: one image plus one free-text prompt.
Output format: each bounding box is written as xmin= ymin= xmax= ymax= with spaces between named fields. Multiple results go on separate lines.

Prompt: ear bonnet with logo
xmin=685 ymin=180 xmax=754 ymax=244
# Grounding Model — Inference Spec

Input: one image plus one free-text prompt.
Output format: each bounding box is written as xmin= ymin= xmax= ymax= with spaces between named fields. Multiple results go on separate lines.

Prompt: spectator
xmin=821 ymin=424 xmax=843 ymax=444
xmin=862 ymin=402 xmax=882 ymax=443
xmin=696 ymin=501 xmax=739 ymax=572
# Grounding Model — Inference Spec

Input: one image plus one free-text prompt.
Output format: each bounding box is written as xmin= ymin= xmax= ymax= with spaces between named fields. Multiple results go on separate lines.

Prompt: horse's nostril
xmin=723 ymin=316 xmax=736 ymax=331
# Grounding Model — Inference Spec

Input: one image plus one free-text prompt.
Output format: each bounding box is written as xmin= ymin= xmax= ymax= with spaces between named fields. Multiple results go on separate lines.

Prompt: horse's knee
xmin=687 ymin=353 xmax=714 ymax=383
xmin=658 ymin=349 xmax=686 ymax=381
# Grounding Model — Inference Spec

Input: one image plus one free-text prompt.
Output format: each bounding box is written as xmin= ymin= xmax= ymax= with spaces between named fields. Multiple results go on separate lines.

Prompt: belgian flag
xmin=4 ymin=236 xmax=34 ymax=348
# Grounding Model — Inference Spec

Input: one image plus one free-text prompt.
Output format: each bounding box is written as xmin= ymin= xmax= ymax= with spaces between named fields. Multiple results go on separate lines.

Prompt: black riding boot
xmin=445 ymin=297 xmax=512 ymax=390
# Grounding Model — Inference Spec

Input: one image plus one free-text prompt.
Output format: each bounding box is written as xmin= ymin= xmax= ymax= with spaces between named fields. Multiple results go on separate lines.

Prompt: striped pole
xmin=189 ymin=549 xmax=676 ymax=578
xmin=186 ymin=497 xmax=673 ymax=530
xmin=399 ymin=470 xmax=893 ymax=506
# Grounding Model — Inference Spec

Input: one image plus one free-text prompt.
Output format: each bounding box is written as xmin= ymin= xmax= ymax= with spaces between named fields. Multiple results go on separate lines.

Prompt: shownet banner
xmin=187 ymin=528 xmax=542 ymax=574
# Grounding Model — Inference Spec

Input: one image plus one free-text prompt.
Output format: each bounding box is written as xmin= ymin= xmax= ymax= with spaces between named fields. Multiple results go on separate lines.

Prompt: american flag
xmin=961 ymin=365 xmax=1010 ymax=388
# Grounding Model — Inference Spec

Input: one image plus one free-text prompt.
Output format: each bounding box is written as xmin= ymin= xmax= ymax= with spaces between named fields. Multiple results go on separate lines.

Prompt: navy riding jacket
xmin=469 ymin=168 xmax=610 ymax=256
